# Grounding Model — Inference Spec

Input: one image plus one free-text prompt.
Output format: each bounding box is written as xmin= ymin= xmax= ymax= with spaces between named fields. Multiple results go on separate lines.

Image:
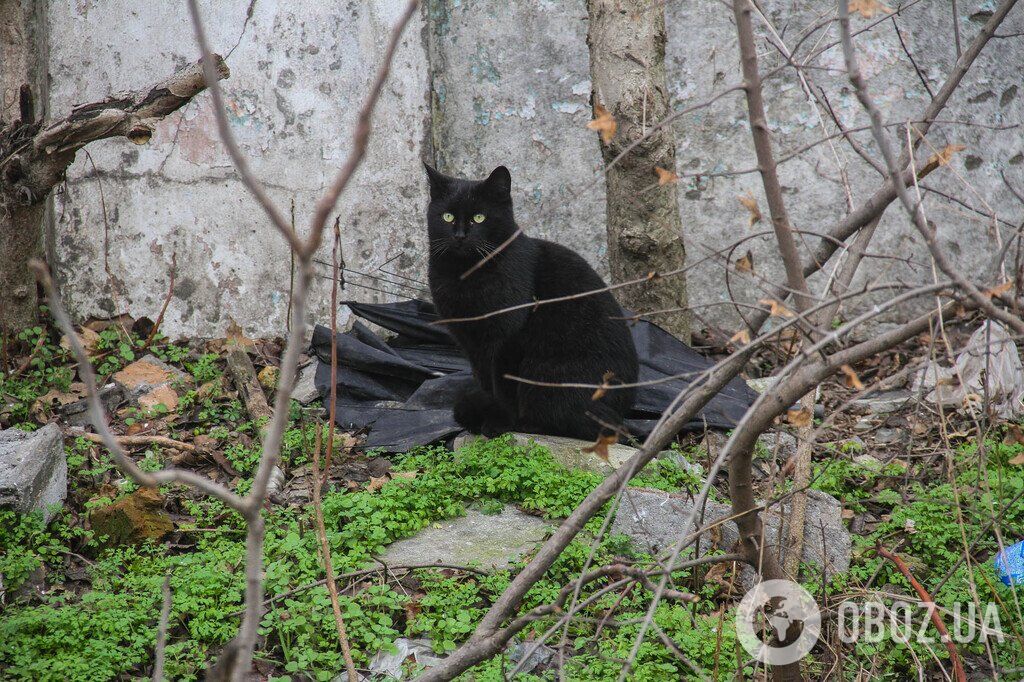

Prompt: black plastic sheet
xmin=311 ymin=300 xmax=757 ymax=451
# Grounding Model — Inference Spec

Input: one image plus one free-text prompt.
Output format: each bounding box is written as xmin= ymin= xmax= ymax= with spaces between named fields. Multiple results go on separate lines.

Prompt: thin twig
xmin=152 ymin=572 xmax=173 ymax=682
xmin=876 ymin=544 xmax=966 ymax=682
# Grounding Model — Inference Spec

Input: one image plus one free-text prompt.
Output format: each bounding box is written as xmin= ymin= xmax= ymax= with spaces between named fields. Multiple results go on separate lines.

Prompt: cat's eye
xmin=473 ymin=213 xmax=486 ymax=223
xmin=442 ymin=212 xmax=455 ymax=223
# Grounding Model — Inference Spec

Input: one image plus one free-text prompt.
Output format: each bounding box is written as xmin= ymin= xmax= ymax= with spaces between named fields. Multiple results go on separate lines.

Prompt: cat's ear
xmin=423 ymin=162 xmax=450 ymax=200
xmin=482 ymin=165 xmax=511 ymax=201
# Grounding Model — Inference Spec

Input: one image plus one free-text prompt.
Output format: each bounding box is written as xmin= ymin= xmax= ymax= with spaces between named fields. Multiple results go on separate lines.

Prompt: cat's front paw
xmin=453 ymin=388 xmax=491 ymax=433
xmin=479 ymin=416 xmax=513 ymax=438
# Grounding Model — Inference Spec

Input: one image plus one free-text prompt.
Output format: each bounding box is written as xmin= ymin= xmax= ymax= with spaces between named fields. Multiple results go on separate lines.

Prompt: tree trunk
xmin=0 ymin=53 xmax=229 ymax=335
xmin=0 ymin=0 xmax=48 ymax=334
xmin=586 ymin=0 xmax=690 ymax=340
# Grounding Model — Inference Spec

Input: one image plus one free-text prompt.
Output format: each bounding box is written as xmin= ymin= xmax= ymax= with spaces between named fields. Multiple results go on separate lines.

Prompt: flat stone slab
xmin=612 ymin=487 xmax=850 ymax=587
xmin=378 ymin=507 xmax=550 ymax=570
xmin=0 ymin=424 xmax=67 ymax=521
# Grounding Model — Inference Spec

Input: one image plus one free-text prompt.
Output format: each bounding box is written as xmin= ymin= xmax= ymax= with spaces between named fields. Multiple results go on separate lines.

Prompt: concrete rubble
xmin=0 ymin=424 xmax=67 ymax=522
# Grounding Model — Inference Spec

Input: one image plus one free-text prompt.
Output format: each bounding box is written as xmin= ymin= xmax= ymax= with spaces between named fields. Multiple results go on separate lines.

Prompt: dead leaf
xmin=926 ymin=143 xmax=966 ymax=168
xmin=1003 ymin=424 xmax=1024 ymax=446
xmin=32 ymin=383 xmax=88 ymax=420
xmin=367 ymin=475 xmax=390 ymax=493
xmin=735 ymin=251 xmax=754 ymax=274
xmin=759 ymin=298 xmax=795 ymax=318
xmin=60 ymin=327 xmax=101 ymax=354
xmin=654 ymin=166 xmax=679 ymax=186
xmin=257 ymin=366 xmax=279 ymax=391
xmin=984 ymin=279 xmax=1014 ymax=299
xmin=778 ymin=327 xmax=802 ymax=355
xmin=841 ymin=364 xmax=864 ymax=391
xmin=729 ymin=328 xmax=752 ymax=346
xmin=391 ymin=471 xmax=417 ymax=481
xmin=591 ymin=370 xmax=615 ymax=401
xmin=582 ymin=433 xmax=618 ymax=462
xmin=1009 ymin=452 xmax=1024 ymax=466
xmin=737 ymin=192 xmax=762 ymax=227
xmin=587 ymin=103 xmax=617 ymax=145
xmin=841 ymin=509 xmax=856 ymax=521
xmin=849 ymin=0 xmax=893 ymax=18
xmin=139 ymin=385 xmax=179 ymax=412
xmin=786 ymin=406 xmax=813 ymax=428
xmin=209 ymin=450 xmax=241 ymax=477
xmin=225 ymin=320 xmax=256 ymax=351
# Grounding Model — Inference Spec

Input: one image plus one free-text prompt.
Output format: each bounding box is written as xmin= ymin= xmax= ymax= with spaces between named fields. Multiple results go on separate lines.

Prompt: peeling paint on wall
xmin=46 ymin=0 xmax=1024 ymax=336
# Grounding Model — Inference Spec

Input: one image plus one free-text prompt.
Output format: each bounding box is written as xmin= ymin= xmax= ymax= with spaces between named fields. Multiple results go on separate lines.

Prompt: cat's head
xmin=424 ymin=164 xmax=516 ymax=261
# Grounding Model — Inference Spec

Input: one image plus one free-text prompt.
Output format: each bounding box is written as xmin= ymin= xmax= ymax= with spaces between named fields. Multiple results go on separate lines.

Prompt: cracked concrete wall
xmin=47 ymin=0 xmax=430 ymax=337
xmin=46 ymin=1 xmax=1024 ymax=337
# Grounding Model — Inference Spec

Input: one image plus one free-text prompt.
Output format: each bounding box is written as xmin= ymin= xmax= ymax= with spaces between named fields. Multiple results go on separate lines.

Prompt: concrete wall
xmin=46 ymin=1 xmax=1024 ymax=337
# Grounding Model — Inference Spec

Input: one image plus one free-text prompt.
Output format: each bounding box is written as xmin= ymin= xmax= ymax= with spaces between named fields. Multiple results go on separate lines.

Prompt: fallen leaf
xmin=849 ymin=0 xmax=893 ymax=18
xmin=926 ymin=143 xmax=966 ymax=168
xmin=759 ymin=298 xmax=795 ymax=318
xmin=32 ymin=383 xmax=88 ymax=420
xmin=737 ymin=192 xmax=762 ymax=227
xmin=367 ymin=475 xmax=390 ymax=493
xmin=786 ymin=406 xmax=813 ymax=428
xmin=60 ymin=327 xmax=101 ymax=354
xmin=1010 ymin=452 xmax=1024 ymax=466
xmin=1003 ymin=424 xmax=1024 ymax=446
xmin=841 ymin=509 xmax=856 ymax=521
xmin=729 ymin=328 xmax=752 ymax=346
xmin=587 ymin=103 xmax=617 ymax=145
xmin=139 ymin=385 xmax=179 ymax=412
xmin=390 ymin=471 xmax=417 ymax=481
xmin=582 ymin=433 xmax=618 ymax=462
xmin=735 ymin=251 xmax=754 ymax=274
xmin=654 ymin=166 xmax=679 ymax=186
xmin=257 ymin=365 xmax=279 ymax=391
xmin=984 ymin=279 xmax=1014 ymax=299
xmin=209 ymin=450 xmax=241 ymax=477
xmin=592 ymin=370 xmax=615 ymax=401
xmin=225 ymin=320 xmax=256 ymax=351
xmin=841 ymin=364 xmax=864 ymax=390
xmin=778 ymin=327 xmax=802 ymax=355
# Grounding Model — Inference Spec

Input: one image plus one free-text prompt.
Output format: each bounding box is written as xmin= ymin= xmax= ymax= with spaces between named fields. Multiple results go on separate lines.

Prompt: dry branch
xmin=225 ymin=345 xmax=273 ymax=425
xmin=185 ymin=0 xmax=421 ymax=676
xmin=73 ymin=431 xmax=197 ymax=452
xmin=877 ymin=545 xmax=966 ymax=682
xmin=0 ymin=54 xmax=228 ymax=333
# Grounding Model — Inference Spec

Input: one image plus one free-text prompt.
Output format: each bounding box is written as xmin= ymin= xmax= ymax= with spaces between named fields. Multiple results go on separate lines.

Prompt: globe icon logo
xmin=736 ymin=579 xmax=822 ymax=665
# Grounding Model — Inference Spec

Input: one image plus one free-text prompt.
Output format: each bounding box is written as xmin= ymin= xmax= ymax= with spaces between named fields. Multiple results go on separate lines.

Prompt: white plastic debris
xmin=362 ymin=637 xmax=445 ymax=680
xmin=913 ymin=321 xmax=1024 ymax=419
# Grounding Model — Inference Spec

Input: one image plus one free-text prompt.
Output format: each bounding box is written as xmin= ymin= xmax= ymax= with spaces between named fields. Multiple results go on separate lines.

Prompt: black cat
xmin=425 ymin=164 xmax=639 ymax=441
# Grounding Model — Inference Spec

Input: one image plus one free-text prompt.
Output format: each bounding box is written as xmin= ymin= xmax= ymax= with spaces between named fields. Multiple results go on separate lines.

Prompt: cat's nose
xmin=452 ymin=229 xmax=468 ymax=240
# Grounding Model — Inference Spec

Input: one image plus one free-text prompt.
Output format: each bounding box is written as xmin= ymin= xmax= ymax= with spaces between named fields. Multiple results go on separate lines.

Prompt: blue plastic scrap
xmin=994 ymin=540 xmax=1024 ymax=587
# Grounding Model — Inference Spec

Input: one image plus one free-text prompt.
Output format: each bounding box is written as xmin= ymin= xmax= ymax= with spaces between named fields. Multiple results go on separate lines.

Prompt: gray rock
xmin=292 ymin=363 xmax=321 ymax=406
xmin=704 ymin=429 xmax=797 ymax=463
xmin=746 ymin=377 xmax=778 ymax=394
xmin=378 ymin=507 xmax=550 ymax=570
xmin=758 ymin=431 xmax=798 ymax=460
xmin=874 ymin=427 xmax=905 ymax=444
xmin=611 ymin=487 xmax=850 ymax=587
xmin=852 ymin=390 xmax=912 ymax=415
xmin=60 ymin=383 xmax=126 ymax=428
xmin=0 ymin=424 xmax=67 ymax=522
